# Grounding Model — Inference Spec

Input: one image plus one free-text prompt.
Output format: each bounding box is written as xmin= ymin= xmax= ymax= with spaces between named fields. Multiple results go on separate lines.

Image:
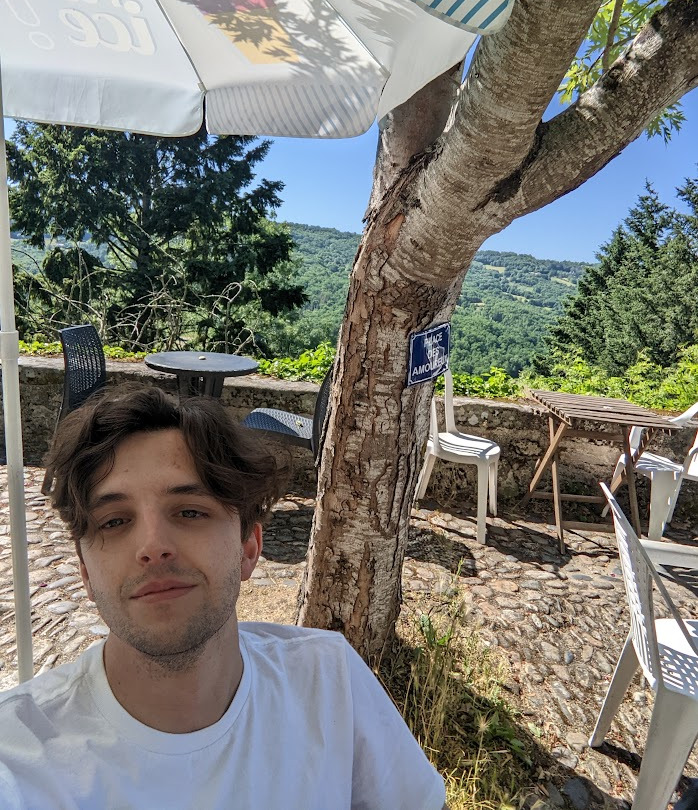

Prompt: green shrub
xmin=256 ymin=345 xmax=523 ymax=399
xmin=523 ymin=346 xmax=698 ymax=411
xmin=256 ymin=342 xmax=335 ymax=383
xmin=437 ymin=367 xmax=521 ymax=400
xmin=18 ymin=339 xmax=145 ymax=361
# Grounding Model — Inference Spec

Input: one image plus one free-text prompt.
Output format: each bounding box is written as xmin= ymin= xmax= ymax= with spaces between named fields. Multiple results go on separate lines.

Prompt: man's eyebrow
xmin=88 ymin=484 xmax=214 ymax=511
xmin=88 ymin=492 xmax=128 ymax=511
xmin=166 ymin=484 xmax=216 ymax=498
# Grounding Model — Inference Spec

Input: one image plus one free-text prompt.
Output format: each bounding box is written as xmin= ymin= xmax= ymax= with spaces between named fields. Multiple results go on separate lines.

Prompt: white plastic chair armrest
xmin=682 ymin=443 xmax=698 ymax=474
xmin=640 ymin=539 xmax=698 ymax=570
xmin=671 ymin=401 xmax=698 ymax=426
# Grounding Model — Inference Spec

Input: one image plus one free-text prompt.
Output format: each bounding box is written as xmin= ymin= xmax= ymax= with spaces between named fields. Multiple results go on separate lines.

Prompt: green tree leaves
xmin=8 ymin=124 xmax=306 ymax=351
xmin=561 ymin=1 xmax=683 ymax=141
xmin=541 ymin=180 xmax=698 ymax=375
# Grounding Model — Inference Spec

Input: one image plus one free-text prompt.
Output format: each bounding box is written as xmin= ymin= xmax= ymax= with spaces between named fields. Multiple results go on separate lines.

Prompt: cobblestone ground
xmin=1 ymin=466 xmax=697 ymax=808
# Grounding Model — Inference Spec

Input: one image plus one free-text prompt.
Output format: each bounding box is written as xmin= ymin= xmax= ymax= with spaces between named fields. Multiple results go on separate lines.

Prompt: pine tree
xmin=9 ymin=123 xmax=306 ymax=351
xmin=541 ymin=182 xmax=698 ymax=375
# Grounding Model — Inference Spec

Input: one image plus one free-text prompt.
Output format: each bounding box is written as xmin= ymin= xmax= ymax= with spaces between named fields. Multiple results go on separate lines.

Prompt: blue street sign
xmin=407 ymin=323 xmax=450 ymax=386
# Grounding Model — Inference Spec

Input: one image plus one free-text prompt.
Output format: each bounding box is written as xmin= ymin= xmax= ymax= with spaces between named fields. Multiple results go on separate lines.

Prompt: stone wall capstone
xmin=1 ymin=357 xmax=696 ymax=523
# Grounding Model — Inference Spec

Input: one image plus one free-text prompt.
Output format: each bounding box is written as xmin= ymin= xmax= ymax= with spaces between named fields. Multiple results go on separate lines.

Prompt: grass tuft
xmin=378 ymin=591 xmax=534 ymax=810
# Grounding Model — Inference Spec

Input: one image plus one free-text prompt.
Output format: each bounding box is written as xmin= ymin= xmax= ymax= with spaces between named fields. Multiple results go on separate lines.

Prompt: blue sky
xmin=261 ymin=87 xmax=698 ymax=264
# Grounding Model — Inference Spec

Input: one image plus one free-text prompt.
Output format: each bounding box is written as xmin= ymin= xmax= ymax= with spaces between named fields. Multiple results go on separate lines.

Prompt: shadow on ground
xmin=262 ymin=498 xmax=314 ymax=565
xmin=379 ymin=631 xmax=635 ymax=810
xmin=380 ymin=629 xmax=698 ymax=810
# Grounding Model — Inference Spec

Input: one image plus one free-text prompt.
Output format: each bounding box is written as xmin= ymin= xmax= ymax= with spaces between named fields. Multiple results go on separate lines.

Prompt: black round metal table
xmin=144 ymin=351 xmax=258 ymax=398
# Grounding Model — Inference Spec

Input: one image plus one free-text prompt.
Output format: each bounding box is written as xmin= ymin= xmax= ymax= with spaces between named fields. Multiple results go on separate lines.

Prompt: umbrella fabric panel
xmin=409 ymin=0 xmax=515 ymax=35
xmin=163 ymin=0 xmax=387 ymax=137
xmin=1 ymin=0 xmax=204 ymax=136
xmin=327 ymin=0 xmax=477 ymax=122
xmin=207 ymin=81 xmax=380 ymax=137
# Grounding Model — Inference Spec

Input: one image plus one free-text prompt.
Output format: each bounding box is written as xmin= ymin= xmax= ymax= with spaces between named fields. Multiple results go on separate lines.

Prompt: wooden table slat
xmin=535 ymin=401 xmax=668 ymax=419
xmin=531 ymin=390 xmax=647 ymax=407
xmin=540 ymin=410 xmax=676 ymax=429
xmin=529 ymin=391 xmax=677 ymax=431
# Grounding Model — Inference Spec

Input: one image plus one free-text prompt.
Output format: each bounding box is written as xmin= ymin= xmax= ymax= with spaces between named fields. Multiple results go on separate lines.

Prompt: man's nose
xmin=136 ymin=515 xmax=177 ymax=564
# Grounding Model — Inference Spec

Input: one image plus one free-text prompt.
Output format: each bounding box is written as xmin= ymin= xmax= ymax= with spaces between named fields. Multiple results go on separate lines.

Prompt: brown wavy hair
xmin=45 ymin=383 xmax=290 ymax=558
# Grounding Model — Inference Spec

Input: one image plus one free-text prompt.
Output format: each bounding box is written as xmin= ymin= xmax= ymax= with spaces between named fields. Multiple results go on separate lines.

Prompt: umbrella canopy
xmin=0 ymin=0 xmax=515 ymax=138
xmin=0 ymin=0 xmax=513 ymax=683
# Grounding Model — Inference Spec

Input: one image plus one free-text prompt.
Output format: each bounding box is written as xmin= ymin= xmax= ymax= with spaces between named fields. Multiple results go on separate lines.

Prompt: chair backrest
xmin=671 ymin=400 xmax=698 ymax=427
xmin=683 ymin=431 xmax=698 ymax=481
xmin=627 ymin=425 xmax=644 ymax=454
xmin=311 ymin=367 xmax=334 ymax=461
xmin=427 ymin=369 xmax=455 ymax=450
xmin=600 ymin=483 xmax=698 ymax=690
xmin=670 ymin=402 xmax=698 ymax=481
xmin=443 ymin=368 xmax=457 ymax=433
xmin=59 ymin=325 xmax=107 ymax=415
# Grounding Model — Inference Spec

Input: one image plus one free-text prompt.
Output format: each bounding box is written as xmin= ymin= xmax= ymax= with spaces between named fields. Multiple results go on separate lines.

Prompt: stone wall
xmin=1 ymin=357 xmax=696 ymax=522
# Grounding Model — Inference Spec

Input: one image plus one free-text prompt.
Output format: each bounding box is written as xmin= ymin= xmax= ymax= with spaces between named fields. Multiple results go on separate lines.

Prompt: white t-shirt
xmin=0 ymin=623 xmax=445 ymax=810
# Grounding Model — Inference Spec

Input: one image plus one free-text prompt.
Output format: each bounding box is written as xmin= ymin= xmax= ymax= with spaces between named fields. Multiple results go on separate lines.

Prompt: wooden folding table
xmin=521 ymin=390 xmax=679 ymax=552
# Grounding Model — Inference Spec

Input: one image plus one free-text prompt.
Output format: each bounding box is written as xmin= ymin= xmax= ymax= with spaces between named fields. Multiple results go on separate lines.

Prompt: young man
xmin=0 ymin=384 xmax=448 ymax=809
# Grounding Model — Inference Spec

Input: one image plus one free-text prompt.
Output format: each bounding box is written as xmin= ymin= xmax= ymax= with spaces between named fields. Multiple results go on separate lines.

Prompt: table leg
xmin=622 ymin=427 xmax=643 ymax=537
xmin=177 ymin=375 xmax=207 ymax=398
xmin=204 ymin=376 xmax=224 ymax=398
xmin=520 ymin=420 xmax=569 ymax=505
xmin=609 ymin=429 xmax=654 ymax=496
xmin=178 ymin=375 xmax=191 ymax=399
xmin=549 ymin=416 xmax=566 ymax=554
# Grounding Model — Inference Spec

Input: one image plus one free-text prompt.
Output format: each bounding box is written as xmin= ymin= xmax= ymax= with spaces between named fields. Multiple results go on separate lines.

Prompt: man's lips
xmin=130 ymin=580 xmax=196 ymax=601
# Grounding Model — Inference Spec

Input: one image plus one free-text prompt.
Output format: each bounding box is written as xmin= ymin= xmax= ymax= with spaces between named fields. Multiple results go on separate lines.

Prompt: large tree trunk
xmin=297 ymin=0 xmax=698 ymax=658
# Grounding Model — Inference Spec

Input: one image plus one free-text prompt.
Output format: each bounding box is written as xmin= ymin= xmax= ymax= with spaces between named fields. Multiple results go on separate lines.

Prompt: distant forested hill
xmin=287 ymin=223 xmax=588 ymax=375
xmin=11 ymin=221 xmax=588 ymax=374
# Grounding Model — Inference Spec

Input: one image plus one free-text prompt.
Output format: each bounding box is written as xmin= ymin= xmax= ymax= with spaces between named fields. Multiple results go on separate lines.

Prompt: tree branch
xmin=602 ymin=0 xmax=624 ymax=72
xmin=439 ymin=0 xmax=602 ymax=189
xmin=506 ymin=0 xmax=698 ymax=220
xmin=372 ymin=0 xmax=602 ymax=285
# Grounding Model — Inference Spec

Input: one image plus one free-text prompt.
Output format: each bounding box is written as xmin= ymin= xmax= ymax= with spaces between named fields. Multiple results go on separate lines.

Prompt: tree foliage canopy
xmin=541 ymin=178 xmax=698 ymax=375
xmin=8 ymin=124 xmax=306 ymax=351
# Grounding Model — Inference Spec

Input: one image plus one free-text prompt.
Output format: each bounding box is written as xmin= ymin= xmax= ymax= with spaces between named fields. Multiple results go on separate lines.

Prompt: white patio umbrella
xmin=0 ymin=0 xmax=513 ymax=682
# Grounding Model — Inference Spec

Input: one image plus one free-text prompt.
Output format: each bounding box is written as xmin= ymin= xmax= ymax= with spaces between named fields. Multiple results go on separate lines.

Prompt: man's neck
xmin=102 ymin=621 xmax=243 ymax=733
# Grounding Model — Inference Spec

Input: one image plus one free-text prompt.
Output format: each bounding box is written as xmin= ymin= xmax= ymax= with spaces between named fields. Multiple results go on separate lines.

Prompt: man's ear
xmin=240 ymin=523 xmax=263 ymax=582
xmin=80 ymin=560 xmax=95 ymax=602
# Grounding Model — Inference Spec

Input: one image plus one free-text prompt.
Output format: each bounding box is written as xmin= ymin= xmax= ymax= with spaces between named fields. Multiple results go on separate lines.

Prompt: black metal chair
xmin=242 ymin=367 xmax=333 ymax=461
xmin=41 ymin=325 xmax=107 ymax=495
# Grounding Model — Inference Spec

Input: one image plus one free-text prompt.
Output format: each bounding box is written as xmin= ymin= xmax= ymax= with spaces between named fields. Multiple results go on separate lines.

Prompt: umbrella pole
xmin=0 ymin=64 xmax=33 ymax=683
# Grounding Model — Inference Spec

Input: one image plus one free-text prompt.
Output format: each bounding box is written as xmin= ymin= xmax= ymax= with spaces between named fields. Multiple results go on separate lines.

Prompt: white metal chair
xmin=590 ymin=484 xmax=698 ymax=810
xmin=604 ymin=402 xmax=698 ymax=540
xmin=415 ymin=369 xmax=500 ymax=544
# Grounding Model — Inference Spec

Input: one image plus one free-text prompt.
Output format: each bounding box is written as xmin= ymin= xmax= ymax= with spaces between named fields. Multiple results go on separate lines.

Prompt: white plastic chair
xmin=605 ymin=402 xmax=698 ymax=540
xmin=415 ymin=369 xmax=500 ymax=543
xmin=590 ymin=483 xmax=698 ymax=810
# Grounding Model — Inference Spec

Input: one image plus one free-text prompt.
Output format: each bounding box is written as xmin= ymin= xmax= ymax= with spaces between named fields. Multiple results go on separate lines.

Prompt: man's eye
xmin=180 ymin=509 xmax=206 ymax=519
xmin=100 ymin=517 xmax=126 ymax=530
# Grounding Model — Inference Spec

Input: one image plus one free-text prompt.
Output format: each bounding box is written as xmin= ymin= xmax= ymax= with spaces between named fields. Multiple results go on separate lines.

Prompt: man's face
xmin=79 ymin=428 xmax=261 ymax=659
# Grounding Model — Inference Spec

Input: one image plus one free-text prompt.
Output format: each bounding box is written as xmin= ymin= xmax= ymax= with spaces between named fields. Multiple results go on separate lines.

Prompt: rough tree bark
xmin=297 ymin=0 xmax=698 ymax=658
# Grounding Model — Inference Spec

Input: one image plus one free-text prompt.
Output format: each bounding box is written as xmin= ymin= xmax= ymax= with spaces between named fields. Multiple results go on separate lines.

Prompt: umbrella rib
xmin=320 ymin=0 xmax=391 ymax=77
xmin=151 ymin=0 xmax=207 ymax=96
